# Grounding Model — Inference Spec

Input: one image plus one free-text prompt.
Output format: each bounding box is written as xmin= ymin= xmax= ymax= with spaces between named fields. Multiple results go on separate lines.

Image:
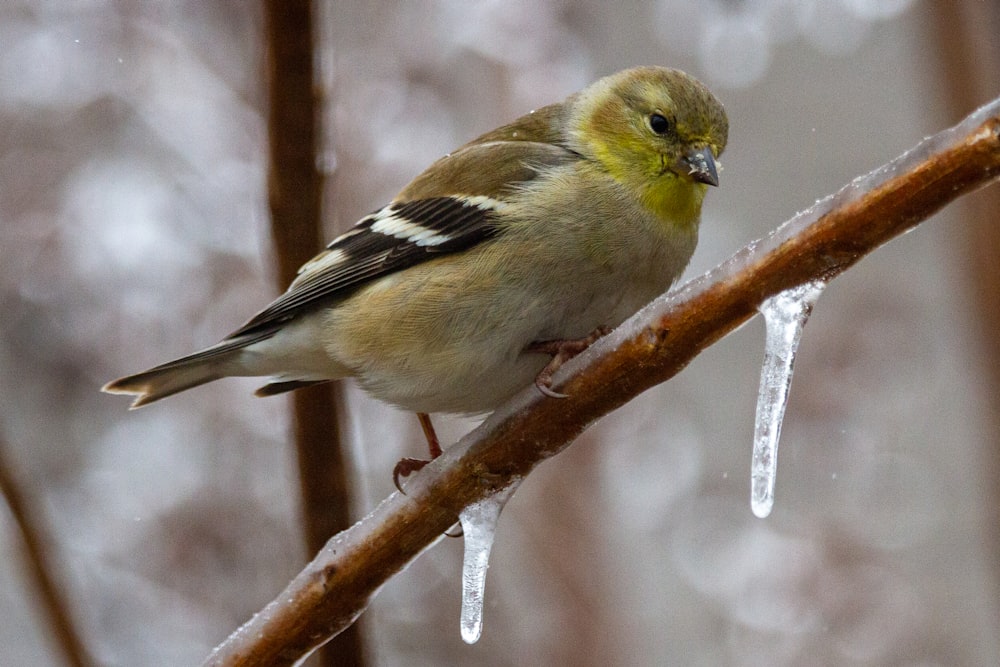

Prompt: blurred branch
xmin=929 ymin=0 xmax=1000 ymax=594
xmin=262 ymin=2 xmax=364 ymax=666
xmin=0 ymin=432 xmax=92 ymax=667
xmin=205 ymin=98 xmax=1000 ymax=666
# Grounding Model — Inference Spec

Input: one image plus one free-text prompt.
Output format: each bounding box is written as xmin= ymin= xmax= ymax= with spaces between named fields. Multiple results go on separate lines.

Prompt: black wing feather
xmin=227 ymin=197 xmax=501 ymax=339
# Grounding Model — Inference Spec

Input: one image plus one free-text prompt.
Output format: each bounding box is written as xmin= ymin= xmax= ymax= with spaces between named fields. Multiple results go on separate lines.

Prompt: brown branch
xmin=262 ymin=2 xmax=364 ymax=665
xmin=0 ymin=432 xmax=92 ymax=667
xmin=929 ymin=0 xmax=1000 ymax=594
xmin=205 ymin=98 xmax=1000 ymax=666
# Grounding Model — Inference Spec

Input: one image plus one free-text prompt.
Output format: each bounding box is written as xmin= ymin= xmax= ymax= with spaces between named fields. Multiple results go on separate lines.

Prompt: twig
xmin=205 ymin=98 xmax=1000 ymax=666
xmin=262 ymin=2 xmax=365 ymax=665
xmin=929 ymin=0 xmax=1000 ymax=592
xmin=0 ymin=432 xmax=92 ymax=667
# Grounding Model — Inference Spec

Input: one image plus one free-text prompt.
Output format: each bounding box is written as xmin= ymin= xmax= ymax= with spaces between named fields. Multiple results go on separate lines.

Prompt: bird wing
xmin=226 ymin=139 xmax=576 ymax=340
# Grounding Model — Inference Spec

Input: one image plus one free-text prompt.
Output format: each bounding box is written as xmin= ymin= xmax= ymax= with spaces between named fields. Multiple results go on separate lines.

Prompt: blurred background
xmin=2 ymin=1 xmax=999 ymax=665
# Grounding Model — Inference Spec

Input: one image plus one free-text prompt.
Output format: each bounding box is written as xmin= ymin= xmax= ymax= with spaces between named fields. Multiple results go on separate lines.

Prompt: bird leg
xmin=525 ymin=326 xmax=612 ymax=398
xmin=392 ymin=412 xmax=441 ymax=492
xmin=394 ymin=414 xmax=464 ymax=536
xmin=391 ymin=326 xmax=610 ymax=490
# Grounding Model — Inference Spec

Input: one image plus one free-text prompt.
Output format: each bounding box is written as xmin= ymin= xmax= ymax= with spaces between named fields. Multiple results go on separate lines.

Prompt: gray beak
xmin=683 ymin=146 xmax=720 ymax=187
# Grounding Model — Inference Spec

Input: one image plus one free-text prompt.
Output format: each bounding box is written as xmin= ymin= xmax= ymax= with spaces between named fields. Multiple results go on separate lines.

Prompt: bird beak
xmin=681 ymin=146 xmax=720 ymax=187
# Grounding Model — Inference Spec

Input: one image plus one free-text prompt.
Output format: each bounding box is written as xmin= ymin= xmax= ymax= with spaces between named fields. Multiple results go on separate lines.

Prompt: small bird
xmin=104 ymin=66 xmax=728 ymax=478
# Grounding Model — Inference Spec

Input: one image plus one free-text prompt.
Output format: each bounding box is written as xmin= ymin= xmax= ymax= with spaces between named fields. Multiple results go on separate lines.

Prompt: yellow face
xmin=569 ymin=66 xmax=729 ymax=223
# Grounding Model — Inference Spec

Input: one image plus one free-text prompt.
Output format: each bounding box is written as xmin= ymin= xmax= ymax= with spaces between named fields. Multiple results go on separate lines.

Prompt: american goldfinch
xmin=104 ymin=66 xmax=727 ymax=465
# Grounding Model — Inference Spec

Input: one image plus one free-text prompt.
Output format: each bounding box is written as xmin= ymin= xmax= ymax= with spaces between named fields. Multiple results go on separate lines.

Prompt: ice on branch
xmin=751 ymin=281 xmax=825 ymax=518
xmin=458 ymin=480 xmax=521 ymax=644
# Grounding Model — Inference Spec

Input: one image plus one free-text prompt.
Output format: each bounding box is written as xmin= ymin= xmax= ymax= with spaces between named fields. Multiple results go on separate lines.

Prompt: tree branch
xmin=262 ymin=2 xmax=365 ymax=665
xmin=205 ymin=98 xmax=1000 ymax=666
xmin=929 ymin=0 xmax=1000 ymax=593
xmin=0 ymin=431 xmax=92 ymax=667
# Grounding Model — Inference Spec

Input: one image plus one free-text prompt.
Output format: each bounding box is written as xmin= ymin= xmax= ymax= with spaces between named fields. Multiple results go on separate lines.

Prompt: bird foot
xmin=393 ymin=457 xmax=431 ymax=492
xmin=526 ymin=326 xmax=611 ymax=398
xmin=393 ymin=412 xmax=442 ymax=492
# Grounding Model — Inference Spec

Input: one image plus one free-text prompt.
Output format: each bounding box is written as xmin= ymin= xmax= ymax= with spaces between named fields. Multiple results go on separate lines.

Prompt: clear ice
xmin=751 ymin=281 xmax=825 ymax=518
xmin=458 ymin=480 xmax=520 ymax=644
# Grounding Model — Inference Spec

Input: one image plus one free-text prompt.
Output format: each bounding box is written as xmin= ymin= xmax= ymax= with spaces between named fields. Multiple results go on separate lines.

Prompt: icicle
xmin=751 ymin=280 xmax=825 ymax=518
xmin=458 ymin=480 xmax=521 ymax=644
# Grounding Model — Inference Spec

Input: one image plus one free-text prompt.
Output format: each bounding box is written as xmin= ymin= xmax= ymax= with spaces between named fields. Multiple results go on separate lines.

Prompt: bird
xmin=104 ymin=66 xmax=728 ymax=482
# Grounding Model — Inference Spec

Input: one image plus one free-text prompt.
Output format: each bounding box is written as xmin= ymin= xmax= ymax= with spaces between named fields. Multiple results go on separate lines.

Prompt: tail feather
xmin=254 ymin=379 xmax=331 ymax=397
xmin=102 ymin=332 xmax=277 ymax=408
xmin=103 ymin=361 xmax=224 ymax=409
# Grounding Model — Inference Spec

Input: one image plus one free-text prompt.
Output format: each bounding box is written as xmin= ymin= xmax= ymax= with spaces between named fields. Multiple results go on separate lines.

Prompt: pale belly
xmin=327 ymin=247 xmax=681 ymax=414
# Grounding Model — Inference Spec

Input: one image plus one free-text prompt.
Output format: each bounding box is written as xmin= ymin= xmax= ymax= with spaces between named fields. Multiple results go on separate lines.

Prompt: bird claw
xmin=526 ymin=326 xmax=611 ymax=399
xmin=393 ymin=412 xmax=443 ymax=493
xmin=392 ymin=457 xmax=430 ymax=493
xmin=535 ymin=375 xmax=569 ymax=399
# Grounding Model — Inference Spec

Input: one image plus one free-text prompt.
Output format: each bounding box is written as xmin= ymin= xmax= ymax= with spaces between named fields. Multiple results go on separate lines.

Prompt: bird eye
xmin=648 ymin=113 xmax=671 ymax=135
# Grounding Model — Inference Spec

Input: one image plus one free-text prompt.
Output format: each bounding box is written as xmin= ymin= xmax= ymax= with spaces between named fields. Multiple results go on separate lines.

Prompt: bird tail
xmin=103 ymin=359 xmax=223 ymax=409
xmin=102 ymin=335 xmax=267 ymax=408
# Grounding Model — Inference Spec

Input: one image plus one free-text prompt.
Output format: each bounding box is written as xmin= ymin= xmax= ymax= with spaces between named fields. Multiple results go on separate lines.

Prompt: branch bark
xmin=206 ymin=97 xmax=1000 ymax=666
xmin=262 ymin=2 xmax=364 ymax=665
xmin=0 ymin=432 xmax=92 ymax=667
xmin=929 ymin=0 xmax=1000 ymax=596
